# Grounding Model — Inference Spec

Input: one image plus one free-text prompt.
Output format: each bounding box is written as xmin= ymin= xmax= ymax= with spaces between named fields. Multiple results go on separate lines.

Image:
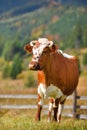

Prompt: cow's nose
xmin=35 ymin=64 xmax=41 ymax=70
xmin=29 ymin=62 xmax=41 ymax=70
xmin=29 ymin=63 xmax=34 ymax=70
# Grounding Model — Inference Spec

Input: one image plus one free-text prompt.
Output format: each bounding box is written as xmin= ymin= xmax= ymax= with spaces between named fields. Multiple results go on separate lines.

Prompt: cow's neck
xmin=43 ymin=52 xmax=61 ymax=87
xmin=43 ymin=66 xmax=51 ymax=86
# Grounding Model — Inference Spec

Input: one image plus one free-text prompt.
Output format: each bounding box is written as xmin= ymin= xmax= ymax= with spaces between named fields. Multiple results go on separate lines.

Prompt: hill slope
xmin=0 ymin=0 xmax=87 ymax=17
xmin=0 ymin=0 xmax=87 ymax=60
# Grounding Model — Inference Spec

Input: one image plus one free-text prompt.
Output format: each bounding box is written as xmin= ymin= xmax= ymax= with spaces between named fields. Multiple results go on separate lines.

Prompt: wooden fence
xmin=0 ymin=91 xmax=87 ymax=120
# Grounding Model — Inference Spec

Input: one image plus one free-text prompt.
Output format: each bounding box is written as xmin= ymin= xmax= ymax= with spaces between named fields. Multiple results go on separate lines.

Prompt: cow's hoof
xmin=35 ymin=116 xmax=40 ymax=121
xmin=47 ymin=118 xmax=51 ymax=122
xmin=52 ymin=117 xmax=57 ymax=122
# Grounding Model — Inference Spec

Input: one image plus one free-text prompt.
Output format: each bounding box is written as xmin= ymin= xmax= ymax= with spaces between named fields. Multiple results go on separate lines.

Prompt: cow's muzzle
xmin=29 ymin=62 xmax=41 ymax=70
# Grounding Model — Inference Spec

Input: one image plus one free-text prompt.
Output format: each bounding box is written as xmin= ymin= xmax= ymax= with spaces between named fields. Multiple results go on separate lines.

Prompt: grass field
xmin=0 ymin=74 xmax=87 ymax=130
xmin=0 ymin=109 xmax=87 ymax=130
xmin=0 ymin=114 xmax=87 ymax=130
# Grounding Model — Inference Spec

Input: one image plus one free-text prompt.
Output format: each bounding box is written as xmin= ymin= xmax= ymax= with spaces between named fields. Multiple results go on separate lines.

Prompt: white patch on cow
xmin=57 ymin=103 xmax=64 ymax=122
xmin=38 ymin=38 xmax=53 ymax=46
xmin=46 ymin=84 xmax=66 ymax=99
xmin=38 ymin=38 xmax=49 ymax=44
xmin=38 ymin=83 xmax=46 ymax=98
xmin=38 ymin=99 xmax=44 ymax=106
xmin=32 ymin=38 xmax=53 ymax=62
xmin=58 ymin=104 xmax=64 ymax=115
xmin=38 ymin=83 xmax=46 ymax=106
xmin=49 ymin=102 xmax=53 ymax=112
xmin=58 ymin=50 xmax=74 ymax=59
xmin=32 ymin=44 xmax=47 ymax=62
xmin=38 ymin=83 xmax=66 ymax=100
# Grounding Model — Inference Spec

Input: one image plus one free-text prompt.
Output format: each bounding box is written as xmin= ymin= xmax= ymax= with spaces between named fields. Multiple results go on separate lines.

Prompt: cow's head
xmin=24 ymin=38 xmax=58 ymax=70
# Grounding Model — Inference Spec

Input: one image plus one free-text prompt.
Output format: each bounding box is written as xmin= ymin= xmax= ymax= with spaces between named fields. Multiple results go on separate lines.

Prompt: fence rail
xmin=0 ymin=92 xmax=87 ymax=120
xmin=0 ymin=94 xmax=37 ymax=99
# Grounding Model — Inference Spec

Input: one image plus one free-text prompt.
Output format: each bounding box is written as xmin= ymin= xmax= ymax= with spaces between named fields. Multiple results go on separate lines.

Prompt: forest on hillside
xmin=0 ymin=5 xmax=87 ymax=61
xmin=0 ymin=1 xmax=87 ymax=80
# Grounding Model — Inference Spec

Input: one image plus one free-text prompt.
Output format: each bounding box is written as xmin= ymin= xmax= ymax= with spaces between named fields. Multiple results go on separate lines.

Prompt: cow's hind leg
xmin=53 ymin=107 xmax=58 ymax=121
xmin=52 ymin=98 xmax=60 ymax=121
xmin=48 ymin=98 xmax=54 ymax=122
xmin=57 ymin=99 xmax=66 ymax=122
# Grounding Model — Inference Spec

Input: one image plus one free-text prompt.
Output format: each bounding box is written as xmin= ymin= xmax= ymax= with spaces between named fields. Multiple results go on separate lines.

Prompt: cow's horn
xmin=30 ymin=40 xmax=37 ymax=46
xmin=48 ymin=41 xmax=53 ymax=47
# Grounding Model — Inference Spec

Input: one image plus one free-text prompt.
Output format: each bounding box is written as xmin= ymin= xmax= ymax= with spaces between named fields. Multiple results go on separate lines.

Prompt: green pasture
xmin=0 ymin=114 xmax=87 ymax=130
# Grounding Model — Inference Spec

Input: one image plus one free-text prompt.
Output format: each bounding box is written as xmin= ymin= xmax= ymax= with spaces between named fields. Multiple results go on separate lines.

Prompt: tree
xmin=10 ymin=53 xmax=23 ymax=79
xmin=74 ymin=22 xmax=82 ymax=49
xmin=2 ymin=41 xmax=14 ymax=61
xmin=0 ymin=36 xmax=4 ymax=56
xmin=82 ymin=25 xmax=87 ymax=47
xmin=83 ymin=53 xmax=87 ymax=65
xmin=2 ymin=62 xmax=10 ymax=78
xmin=2 ymin=40 xmax=23 ymax=61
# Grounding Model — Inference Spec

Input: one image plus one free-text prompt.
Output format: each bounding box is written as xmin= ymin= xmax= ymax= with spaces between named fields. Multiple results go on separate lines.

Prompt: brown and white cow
xmin=24 ymin=38 xmax=79 ymax=122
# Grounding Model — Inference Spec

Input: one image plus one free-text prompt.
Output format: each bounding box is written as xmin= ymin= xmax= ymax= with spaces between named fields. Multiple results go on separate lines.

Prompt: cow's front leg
xmin=35 ymin=94 xmax=43 ymax=121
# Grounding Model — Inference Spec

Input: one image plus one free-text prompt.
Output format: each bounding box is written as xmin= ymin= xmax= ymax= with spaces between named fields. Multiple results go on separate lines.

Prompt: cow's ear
xmin=50 ymin=44 xmax=58 ymax=52
xmin=24 ymin=44 xmax=33 ymax=53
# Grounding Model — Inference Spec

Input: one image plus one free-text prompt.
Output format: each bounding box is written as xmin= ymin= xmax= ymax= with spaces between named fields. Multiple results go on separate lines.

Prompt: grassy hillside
xmin=0 ymin=1 xmax=87 ymax=60
xmin=0 ymin=6 xmax=87 ymax=43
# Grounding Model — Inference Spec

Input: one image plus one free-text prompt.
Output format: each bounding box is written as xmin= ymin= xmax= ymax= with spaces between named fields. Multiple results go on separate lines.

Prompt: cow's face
xmin=24 ymin=38 xmax=57 ymax=70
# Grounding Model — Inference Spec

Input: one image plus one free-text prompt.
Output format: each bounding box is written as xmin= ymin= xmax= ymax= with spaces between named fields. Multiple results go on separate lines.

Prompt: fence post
xmin=73 ymin=89 xmax=77 ymax=118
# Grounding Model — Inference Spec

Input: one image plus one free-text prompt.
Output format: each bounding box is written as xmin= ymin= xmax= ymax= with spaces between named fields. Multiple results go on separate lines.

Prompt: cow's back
xmin=62 ymin=56 xmax=79 ymax=95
